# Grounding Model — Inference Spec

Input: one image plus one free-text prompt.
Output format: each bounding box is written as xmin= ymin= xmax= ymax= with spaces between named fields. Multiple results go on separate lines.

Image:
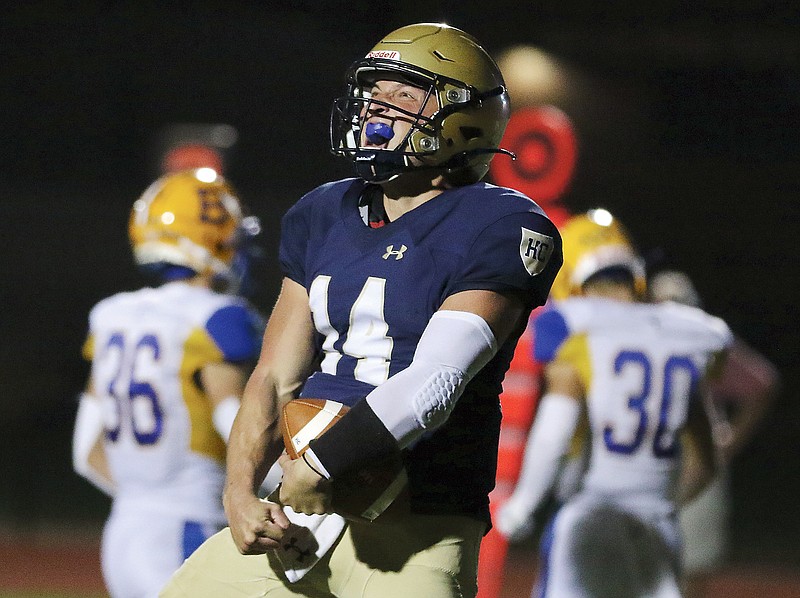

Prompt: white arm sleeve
xmin=72 ymin=393 xmax=115 ymax=497
xmin=212 ymin=395 xmax=241 ymax=443
xmin=495 ymin=393 xmax=581 ymax=541
xmin=366 ymin=310 xmax=498 ymax=449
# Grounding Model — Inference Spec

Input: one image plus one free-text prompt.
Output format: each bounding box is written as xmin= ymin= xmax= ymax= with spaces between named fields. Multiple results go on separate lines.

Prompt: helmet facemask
xmin=330 ymin=57 xmax=509 ymax=183
xmin=226 ymin=214 xmax=264 ymax=297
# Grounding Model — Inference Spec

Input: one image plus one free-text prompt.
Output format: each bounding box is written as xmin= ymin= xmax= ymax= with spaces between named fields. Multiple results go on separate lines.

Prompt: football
xmin=282 ymin=398 xmax=349 ymax=459
xmin=280 ymin=398 xmax=408 ymax=522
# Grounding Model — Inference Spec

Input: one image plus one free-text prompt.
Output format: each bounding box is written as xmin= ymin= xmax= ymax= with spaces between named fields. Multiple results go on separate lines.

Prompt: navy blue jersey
xmin=279 ymin=178 xmax=562 ymax=525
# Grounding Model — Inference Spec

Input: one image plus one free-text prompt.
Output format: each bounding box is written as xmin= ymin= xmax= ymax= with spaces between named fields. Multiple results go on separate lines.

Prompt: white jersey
xmin=527 ymin=297 xmax=732 ymax=598
xmin=84 ymin=281 xmax=261 ymax=519
xmin=534 ymin=297 xmax=732 ymax=515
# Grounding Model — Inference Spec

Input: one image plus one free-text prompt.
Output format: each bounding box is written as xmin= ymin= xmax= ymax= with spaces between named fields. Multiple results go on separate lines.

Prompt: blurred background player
xmin=649 ymin=270 xmax=780 ymax=598
xmin=71 ymin=168 xmax=264 ymax=598
xmin=496 ymin=209 xmax=733 ymax=597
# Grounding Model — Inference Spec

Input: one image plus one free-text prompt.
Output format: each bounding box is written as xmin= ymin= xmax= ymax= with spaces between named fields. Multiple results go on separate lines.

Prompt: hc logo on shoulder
xmin=520 ymin=227 xmax=553 ymax=276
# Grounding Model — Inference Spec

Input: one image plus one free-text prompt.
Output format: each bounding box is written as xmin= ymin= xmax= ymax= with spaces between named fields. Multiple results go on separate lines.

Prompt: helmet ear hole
xmin=459 ymin=126 xmax=482 ymax=141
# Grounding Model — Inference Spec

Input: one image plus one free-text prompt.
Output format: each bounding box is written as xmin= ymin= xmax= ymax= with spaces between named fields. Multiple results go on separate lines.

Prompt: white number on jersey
xmin=309 ymin=275 xmax=393 ymax=386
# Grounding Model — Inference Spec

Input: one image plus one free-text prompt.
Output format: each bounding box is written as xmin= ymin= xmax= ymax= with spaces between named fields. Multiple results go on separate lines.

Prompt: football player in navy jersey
xmin=162 ymin=23 xmax=562 ymax=598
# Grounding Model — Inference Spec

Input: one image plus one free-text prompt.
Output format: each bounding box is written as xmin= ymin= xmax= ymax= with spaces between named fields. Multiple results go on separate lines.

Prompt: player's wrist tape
xmin=308 ymin=399 xmax=400 ymax=480
xmin=302 ymin=451 xmax=327 ymax=479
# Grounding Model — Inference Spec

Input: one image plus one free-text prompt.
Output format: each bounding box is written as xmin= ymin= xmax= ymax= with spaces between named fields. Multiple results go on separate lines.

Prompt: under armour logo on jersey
xmin=382 ymin=244 xmax=407 ymax=260
xmin=520 ymin=227 xmax=554 ymax=276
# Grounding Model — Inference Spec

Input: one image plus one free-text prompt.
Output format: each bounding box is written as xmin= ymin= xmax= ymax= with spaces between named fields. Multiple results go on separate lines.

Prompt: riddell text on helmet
xmin=367 ymin=51 xmax=400 ymax=60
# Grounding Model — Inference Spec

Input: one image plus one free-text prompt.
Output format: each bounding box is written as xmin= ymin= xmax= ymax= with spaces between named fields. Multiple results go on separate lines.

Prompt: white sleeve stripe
xmin=360 ymin=469 xmax=409 ymax=521
xmin=291 ymin=400 xmax=346 ymax=455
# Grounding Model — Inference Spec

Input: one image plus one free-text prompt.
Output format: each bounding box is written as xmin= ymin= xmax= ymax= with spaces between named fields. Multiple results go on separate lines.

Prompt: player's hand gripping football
xmin=224 ymin=489 xmax=290 ymax=555
xmin=278 ymin=452 xmax=333 ymax=515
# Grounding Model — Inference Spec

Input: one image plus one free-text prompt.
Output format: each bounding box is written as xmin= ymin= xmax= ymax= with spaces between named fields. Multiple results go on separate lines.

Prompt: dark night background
xmin=1 ymin=0 xmax=797 ymax=574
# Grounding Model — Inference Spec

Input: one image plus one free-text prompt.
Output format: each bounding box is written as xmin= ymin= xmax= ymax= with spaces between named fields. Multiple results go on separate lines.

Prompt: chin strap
xmin=354 ymin=147 xmax=516 ymax=183
xmin=353 ymin=149 xmax=408 ymax=182
xmin=441 ymin=147 xmax=516 ymax=171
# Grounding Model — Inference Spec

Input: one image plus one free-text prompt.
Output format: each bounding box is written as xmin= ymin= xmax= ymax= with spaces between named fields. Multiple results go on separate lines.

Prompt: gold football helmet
xmin=550 ymin=208 xmax=646 ymax=301
xmin=129 ymin=168 xmax=256 ymax=285
xmin=330 ymin=23 xmax=512 ymax=184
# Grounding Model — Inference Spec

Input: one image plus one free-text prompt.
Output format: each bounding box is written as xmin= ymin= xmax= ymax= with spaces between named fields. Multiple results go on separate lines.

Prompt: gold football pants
xmin=161 ymin=513 xmax=485 ymax=598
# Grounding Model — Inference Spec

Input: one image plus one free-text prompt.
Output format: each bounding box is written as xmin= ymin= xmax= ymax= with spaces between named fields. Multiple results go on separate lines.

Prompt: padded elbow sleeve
xmin=367 ymin=310 xmax=497 ymax=447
